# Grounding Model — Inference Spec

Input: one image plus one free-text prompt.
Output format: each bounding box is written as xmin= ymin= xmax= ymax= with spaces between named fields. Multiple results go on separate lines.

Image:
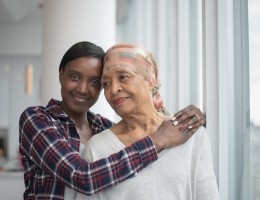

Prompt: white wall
xmin=0 ymin=0 xmax=119 ymax=160
xmin=0 ymin=172 xmax=24 ymax=200
xmin=41 ymin=0 xmax=117 ymax=121
xmin=0 ymin=12 xmax=41 ymax=55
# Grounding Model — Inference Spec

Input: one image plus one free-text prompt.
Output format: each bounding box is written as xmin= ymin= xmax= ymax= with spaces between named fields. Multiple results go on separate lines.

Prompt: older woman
xmin=75 ymin=43 xmax=220 ymax=200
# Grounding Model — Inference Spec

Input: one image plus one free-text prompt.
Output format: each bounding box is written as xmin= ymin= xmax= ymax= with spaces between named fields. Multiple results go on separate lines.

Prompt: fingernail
xmin=171 ymin=116 xmax=176 ymax=121
xmin=173 ymin=121 xmax=178 ymax=126
xmin=179 ymin=125 xmax=186 ymax=131
xmin=188 ymin=125 xmax=193 ymax=129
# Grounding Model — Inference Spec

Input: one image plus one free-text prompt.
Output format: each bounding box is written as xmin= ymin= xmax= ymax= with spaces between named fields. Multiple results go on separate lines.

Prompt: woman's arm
xmin=19 ymin=108 xmax=159 ymax=195
xmin=19 ymin=105 xmax=205 ymax=196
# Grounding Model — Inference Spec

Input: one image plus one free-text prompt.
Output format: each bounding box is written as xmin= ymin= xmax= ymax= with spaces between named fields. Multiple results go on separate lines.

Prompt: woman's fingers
xmin=151 ymin=120 xmax=197 ymax=150
xmin=172 ymin=105 xmax=195 ymax=120
xmin=171 ymin=105 xmax=206 ymax=130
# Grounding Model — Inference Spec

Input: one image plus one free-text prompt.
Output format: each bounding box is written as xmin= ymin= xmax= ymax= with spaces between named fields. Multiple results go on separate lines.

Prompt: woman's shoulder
xmin=87 ymin=111 xmax=114 ymax=133
xmin=23 ymin=105 xmax=46 ymax=112
xmin=21 ymin=99 xmax=62 ymax=118
xmin=19 ymin=99 xmax=68 ymax=125
xmin=196 ymin=126 xmax=207 ymax=135
xmin=192 ymin=126 xmax=207 ymax=140
xmin=188 ymin=126 xmax=211 ymax=152
xmin=20 ymin=105 xmax=48 ymax=120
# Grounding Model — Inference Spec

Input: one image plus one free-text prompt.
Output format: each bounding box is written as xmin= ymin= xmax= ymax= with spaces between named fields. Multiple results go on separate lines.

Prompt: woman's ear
xmin=149 ymin=82 xmax=155 ymax=90
xmin=59 ymin=70 xmax=63 ymax=84
xmin=153 ymin=92 xmax=163 ymax=110
xmin=151 ymin=86 xmax=158 ymax=96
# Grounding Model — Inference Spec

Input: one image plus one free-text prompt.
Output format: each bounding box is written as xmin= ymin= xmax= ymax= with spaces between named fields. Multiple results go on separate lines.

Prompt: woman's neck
xmin=60 ymin=105 xmax=93 ymax=144
xmin=112 ymin=108 xmax=170 ymax=146
xmin=121 ymin=108 xmax=169 ymax=137
xmin=60 ymin=106 xmax=87 ymax=127
xmin=122 ymin=111 xmax=161 ymax=133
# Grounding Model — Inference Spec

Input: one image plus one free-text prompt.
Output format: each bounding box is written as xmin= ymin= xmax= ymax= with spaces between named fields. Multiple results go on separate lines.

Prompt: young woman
xmin=19 ymin=41 xmax=205 ymax=199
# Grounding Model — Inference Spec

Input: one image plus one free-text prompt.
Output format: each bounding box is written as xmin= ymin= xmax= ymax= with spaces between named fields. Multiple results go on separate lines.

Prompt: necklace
xmin=121 ymin=111 xmax=162 ymax=145
xmin=121 ymin=123 xmax=135 ymax=145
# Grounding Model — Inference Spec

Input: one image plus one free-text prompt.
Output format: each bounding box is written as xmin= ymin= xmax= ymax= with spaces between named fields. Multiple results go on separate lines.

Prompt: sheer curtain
xmin=116 ymin=0 xmax=202 ymax=114
xmin=116 ymin=0 xmax=250 ymax=199
xmin=249 ymin=0 xmax=260 ymax=199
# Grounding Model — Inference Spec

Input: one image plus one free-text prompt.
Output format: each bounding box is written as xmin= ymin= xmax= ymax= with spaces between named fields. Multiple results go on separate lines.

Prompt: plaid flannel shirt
xmin=19 ymin=99 xmax=157 ymax=200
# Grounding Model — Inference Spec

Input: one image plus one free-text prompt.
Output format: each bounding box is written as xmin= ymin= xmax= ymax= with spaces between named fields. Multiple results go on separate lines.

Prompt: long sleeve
xmin=19 ymin=107 xmax=158 ymax=197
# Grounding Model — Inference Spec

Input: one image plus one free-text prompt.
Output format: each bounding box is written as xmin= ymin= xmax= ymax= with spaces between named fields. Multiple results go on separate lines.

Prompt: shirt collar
xmin=45 ymin=99 xmax=107 ymax=132
xmin=46 ymin=98 xmax=72 ymax=120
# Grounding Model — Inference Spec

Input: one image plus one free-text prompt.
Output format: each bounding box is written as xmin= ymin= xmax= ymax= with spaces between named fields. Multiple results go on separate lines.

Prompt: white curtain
xmin=116 ymin=0 xmax=250 ymax=199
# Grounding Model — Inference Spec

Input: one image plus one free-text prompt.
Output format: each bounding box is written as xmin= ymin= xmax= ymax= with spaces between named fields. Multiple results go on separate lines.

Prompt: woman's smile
xmin=112 ymin=97 xmax=129 ymax=106
xmin=72 ymin=95 xmax=89 ymax=103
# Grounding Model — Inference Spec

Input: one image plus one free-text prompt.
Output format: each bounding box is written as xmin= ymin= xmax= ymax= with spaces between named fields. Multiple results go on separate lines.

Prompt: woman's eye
xmin=119 ymin=75 xmax=127 ymax=80
xmin=90 ymin=79 xmax=101 ymax=88
xmin=70 ymin=73 xmax=79 ymax=81
xmin=102 ymin=81 xmax=109 ymax=88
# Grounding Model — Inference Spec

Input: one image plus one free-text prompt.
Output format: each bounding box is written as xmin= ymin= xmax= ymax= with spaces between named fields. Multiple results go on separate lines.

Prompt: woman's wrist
xmin=149 ymin=134 xmax=164 ymax=152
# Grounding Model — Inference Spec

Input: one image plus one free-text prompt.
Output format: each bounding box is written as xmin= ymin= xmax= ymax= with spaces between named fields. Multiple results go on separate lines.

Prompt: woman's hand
xmin=171 ymin=105 xmax=205 ymax=131
xmin=150 ymin=105 xmax=206 ymax=152
xmin=150 ymin=120 xmax=192 ymax=151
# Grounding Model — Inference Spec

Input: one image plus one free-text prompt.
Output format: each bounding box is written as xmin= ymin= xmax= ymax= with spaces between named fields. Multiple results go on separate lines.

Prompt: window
xmin=249 ymin=0 xmax=260 ymax=199
xmin=116 ymin=0 xmax=251 ymax=199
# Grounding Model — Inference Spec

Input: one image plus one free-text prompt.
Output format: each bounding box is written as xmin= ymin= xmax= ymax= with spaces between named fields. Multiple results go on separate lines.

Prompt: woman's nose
xmin=110 ymin=81 xmax=122 ymax=94
xmin=77 ymin=81 xmax=88 ymax=93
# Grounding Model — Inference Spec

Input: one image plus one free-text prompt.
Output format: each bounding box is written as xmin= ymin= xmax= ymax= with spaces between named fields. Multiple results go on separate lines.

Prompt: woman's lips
xmin=72 ymin=95 xmax=89 ymax=103
xmin=112 ymin=97 xmax=128 ymax=106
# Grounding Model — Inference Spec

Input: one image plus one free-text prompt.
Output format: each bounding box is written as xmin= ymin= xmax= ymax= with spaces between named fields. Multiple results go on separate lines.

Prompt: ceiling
xmin=0 ymin=0 xmax=42 ymax=24
xmin=0 ymin=0 xmax=129 ymax=25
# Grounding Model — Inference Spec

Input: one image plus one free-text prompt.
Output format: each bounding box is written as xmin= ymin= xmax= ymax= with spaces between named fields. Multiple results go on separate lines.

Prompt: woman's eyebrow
xmin=116 ymin=69 xmax=133 ymax=74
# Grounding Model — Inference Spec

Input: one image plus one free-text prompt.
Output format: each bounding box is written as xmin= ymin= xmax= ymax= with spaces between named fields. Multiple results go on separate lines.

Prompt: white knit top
xmin=75 ymin=126 xmax=220 ymax=200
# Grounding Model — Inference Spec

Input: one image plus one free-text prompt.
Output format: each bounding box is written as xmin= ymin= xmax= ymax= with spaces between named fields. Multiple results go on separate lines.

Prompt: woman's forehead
xmin=102 ymin=66 xmax=135 ymax=78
